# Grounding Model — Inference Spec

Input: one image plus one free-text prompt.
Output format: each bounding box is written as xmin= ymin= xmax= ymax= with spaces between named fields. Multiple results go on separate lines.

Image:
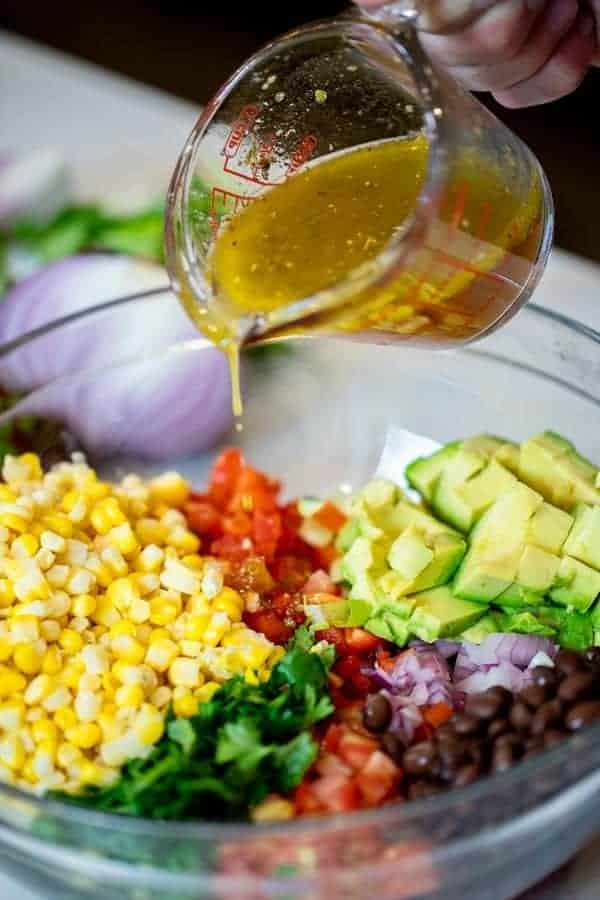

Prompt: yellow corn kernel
xmin=0 ymin=578 xmax=15 ymax=609
xmin=92 ymin=597 xmax=121 ymax=627
xmin=195 ymin=681 xmax=220 ymax=703
xmin=101 ymin=547 xmax=128 ymax=577
xmin=0 ymin=512 xmax=28 ymax=533
xmin=59 ymin=629 xmax=84 ymax=655
xmin=11 ymin=534 xmax=39 ymax=559
xmin=168 ymin=657 xmax=202 ymax=688
xmin=150 ymin=472 xmax=189 ymax=508
xmin=23 ymin=673 xmax=53 ymax=704
xmin=134 ymin=544 xmax=165 ymax=575
xmin=0 ymin=486 xmax=17 ymax=503
xmin=202 ymin=612 xmax=231 ymax=648
xmin=21 ymin=760 xmax=39 ymax=784
xmin=0 ymin=699 xmax=25 ymax=730
xmin=244 ymin=669 xmax=259 ymax=686
xmin=0 ymin=637 xmax=12 ymax=662
xmin=66 ymin=723 xmax=101 ymax=749
xmin=173 ymin=693 xmax=199 ymax=717
xmin=41 ymin=514 xmax=73 ymax=539
xmin=181 ymin=554 xmax=204 ymax=572
xmin=135 ymin=518 xmax=167 ymax=546
xmin=79 ymin=761 xmax=105 ymax=785
xmin=90 ymin=498 xmax=126 ymax=535
xmin=149 ymin=596 xmax=180 ymax=626
xmin=112 ymin=635 xmax=146 ymax=665
xmin=107 ymin=522 xmax=139 ymax=557
xmin=56 ymin=742 xmax=83 ymax=769
xmin=183 ymin=613 xmax=211 ymax=641
xmin=36 ymin=737 xmax=58 ymax=761
xmin=13 ymin=643 xmax=43 ymax=675
xmin=32 ymin=718 xmax=59 ymax=744
xmin=59 ymin=659 xmax=84 ymax=689
xmin=41 ymin=646 xmax=62 ymax=675
xmin=251 ymin=797 xmax=295 ymax=823
xmin=101 ymin=672 xmax=119 ymax=699
xmin=151 ymin=501 xmax=170 ymax=519
xmin=148 ymin=627 xmax=170 ymax=643
xmin=13 ymin=570 xmax=51 ymax=603
xmin=110 ymin=620 xmax=137 ymax=638
xmin=114 ymin=683 xmax=145 ymax=708
xmin=0 ymin=735 xmax=25 ymax=771
xmin=53 ymin=707 xmax=78 ymax=732
xmin=167 ymin=527 xmax=200 ymax=554
xmin=145 ymin=637 xmax=179 ymax=672
xmin=133 ymin=572 xmax=159 ymax=596
xmin=0 ymin=669 xmax=27 ymax=697
xmin=150 ymin=686 xmax=172 ymax=708
xmin=213 ymin=589 xmax=243 ymax=622
xmin=133 ymin=705 xmax=165 ymax=745
xmin=130 ymin=596 xmax=151 ymax=623
xmin=72 ymin=593 xmax=96 ymax=618
xmin=19 ymin=453 xmax=43 ymax=481
xmin=105 ymin=577 xmax=140 ymax=614
xmin=60 ymin=490 xmax=79 ymax=514
xmin=85 ymin=554 xmax=113 ymax=588
xmin=270 ymin=646 xmax=286 ymax=665
xmin=187 ymin=593 xmax=212 ymax=616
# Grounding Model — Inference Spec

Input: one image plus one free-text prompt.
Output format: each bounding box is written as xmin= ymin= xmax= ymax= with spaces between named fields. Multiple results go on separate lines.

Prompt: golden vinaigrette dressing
xmin=194 ymin=134 xmax=544 ymax=415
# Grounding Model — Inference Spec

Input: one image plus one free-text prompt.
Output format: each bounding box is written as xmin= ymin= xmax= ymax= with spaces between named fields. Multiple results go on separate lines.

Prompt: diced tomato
xmin=334 ymin=654 xmax=362 ymax=681
xmin=243 ymin=610 xmax=293 ymax=645
xmin=344 ymin=628 xmax=381 ymax=655
xmin=355 ymin=751 xmax=401 ymax=806
xmin=294 ymin=780 xmax=322 ymax=815
xmin=349 ymin=674 xmax=372 ymax=697
xmin=270 ymin=556 xmax=313 ymax=592
xmin=303 ymin=569 xmax=336 ymax=596
xmin=183 ymin=500 xmax=221 ymax=539
xmin=337 ymin=730 xmax=379 ymax=772
xmin=209 ymin=533 xmax=248 ymax=563
xmin=209 ymin=448 xmax=243 ymax=506
xmin=423 ymin=702 xmax=454 ymax=728
xmin=223 ymin=510 xmax=253 ymax=537
xmin=313 ymin=501 xmax=347 ymax=533
xmin=376 ymin=647 xmax=395 ymax=672
xmin=413 ymin=722 xmax=435 ymax=743
xmin=315 ymin=627 xmax=347 ymax=655
xmin=315 ymin=753 xmax=353 ymax=778
xmin=253 ymin=509 xmax=282 ymax=546
xmin=311 ymin=775 xmax=361 ymax=813
xmin=311 ymin=544 xmax=338 ymax=571
xmin=322 ymin=723 xmax=344 ymax=754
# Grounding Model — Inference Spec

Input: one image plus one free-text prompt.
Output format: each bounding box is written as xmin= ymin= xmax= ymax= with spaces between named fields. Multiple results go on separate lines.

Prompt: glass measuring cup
xmin=165 ymin=5 xmax=554 ymax=351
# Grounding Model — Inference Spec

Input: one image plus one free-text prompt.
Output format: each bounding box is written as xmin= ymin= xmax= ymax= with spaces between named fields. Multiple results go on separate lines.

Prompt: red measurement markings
xmin=209 ymin=187 xmax=257 ymax=235
xmin=223 ymin=105 xmax=260 ymax=161
xmin=287 ymin=134 xmax=318 ymax=176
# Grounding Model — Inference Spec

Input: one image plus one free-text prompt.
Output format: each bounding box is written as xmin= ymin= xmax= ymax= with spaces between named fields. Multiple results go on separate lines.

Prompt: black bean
xmin=565 ymin=700 xmax=600 ymax=731
xmin=408 ymin=780 xmax=444 ymax=801
xmin=438 ymin=741 xmax=467 ymax=780
xmin=362 ymin=694 xmax=392 ymax=732
xmin=530 ymin=699 xmax=564 ymax=736
xmin=558 ymin=671 xmax=597 ymax=703
xmin=435 ymin=722 xmax=457 ymax=742
xmin=543 ymin=729 xmax=565 ymax=749
xmin=509 ymin=701 xmax=533 ymax=732
xmin=468 ymin=743 xmax=487 ymax=768
xmin=530 ymin=666 xmax=558 ymax=691
xmin=556 ymin=650 xmax=586 ymax=677
xmin=465 ymin=687 xmax=510 ymax=721
xmin=519 ymin=684 xmax=548 ymax=708
xmin=524 ymin=736 xmax=543 ymax=754
xmin=487 ymin=718 xmax=511 ymax=740
xmin=453 ymin=763 xmax=481 ymax=787
xmin=451 ymin=713 xmax=481 ymax=736
xmin=403 ymin=741 xmax=439 ymax=776
xmin=491 ymin=743 xmax=516 ymax=773
xmin=381 ymin=732 xmax=403 ymax=764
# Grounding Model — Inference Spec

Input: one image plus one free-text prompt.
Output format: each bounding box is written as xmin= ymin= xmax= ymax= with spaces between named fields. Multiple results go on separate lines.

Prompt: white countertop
xmin=1 ymin=27 xmax=599 ymax=900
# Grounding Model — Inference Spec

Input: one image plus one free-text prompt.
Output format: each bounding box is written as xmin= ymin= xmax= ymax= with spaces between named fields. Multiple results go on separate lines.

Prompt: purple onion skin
xmin=0 ymin=254 xmax=233 ymax=459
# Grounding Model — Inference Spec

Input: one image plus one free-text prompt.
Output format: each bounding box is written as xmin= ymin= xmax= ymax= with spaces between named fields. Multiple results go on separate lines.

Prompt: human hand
xmin=355 ymin=0 xmax=598 ymax=107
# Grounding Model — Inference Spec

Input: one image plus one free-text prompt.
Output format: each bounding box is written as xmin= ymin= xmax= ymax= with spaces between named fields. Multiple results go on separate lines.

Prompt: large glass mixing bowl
xmin=0 ymin=300 xmax=599 ymax=900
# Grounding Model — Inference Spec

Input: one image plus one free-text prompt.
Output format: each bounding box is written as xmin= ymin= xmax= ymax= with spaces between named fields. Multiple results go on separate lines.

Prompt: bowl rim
xmin=0 ymin=300 xmax=599 ymax=847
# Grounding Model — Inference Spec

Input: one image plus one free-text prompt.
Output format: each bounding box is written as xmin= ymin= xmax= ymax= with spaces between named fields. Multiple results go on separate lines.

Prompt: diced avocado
xmin=526 ymin=503 xmax=574 ymax=555
xmin=297 ymin=497 xmax=323 ymax=518
xmin=381 ymin=500 xmax=461 ymax=540
xmin=462 ymin=435 xmax=508 ymax=457
xmin=517 ymin=545 xmax=560 ymax=593
xmin=495 ymin=442 xmax=521 ymax=474
xmin=563 ymin=504 xmax=600 ymax=571
xmin=329 ymin=558 xmax=345 ymax=584
xmin=538 ymin=606 xmax=593 ymax=651
xmin=495 ymin=609 xmax=556 ymax=638
xmin=453 ymin=551 xmax=517 ymax=602
xmin=405 ymin=441 xmax=461 ymax=502
xmin=408 ymin=533 xmax=465 ymax=593
xmin=336 ymin=518 xmax=361 ymax=553
xmin=346 ymin=597 xmax=375 ymax=627
xmin=342 ymin=537 xmax=387 ymax=583
xmin=549 ymin=556 xmax=600 ymax=613
xmin=362 ymin=479 xmax=399 ymax=511
xmin=388 ymin=526 xmax=434 ymax=580
xmin=365 ymin=611 xmax=410 ymax=645
xmin=496 ymin=583 xmax=542 ymax=609
xmin=409 ymin=586 xmax=485 ymax=642
xmin=433 ymin=459 xmax=518 ymax=533
xmin=460 ymin=614 xmax=498 ymax=643
xmin=298 ymin=519 xmax=333 ymax=548
xmin=348 ymin=573 xmax=379 ymax=605
xmin=519 ymin=432 xmax=600 ymax=510
xmin=376 ymin=570 xmax=412 ymax=605
xmin=304 ymin=597 xmax=348 ymax=628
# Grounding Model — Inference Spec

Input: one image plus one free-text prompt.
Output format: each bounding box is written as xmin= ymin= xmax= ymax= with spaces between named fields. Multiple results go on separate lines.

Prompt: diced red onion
xmin=453 ymin=634 xmax=557 ymax=695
